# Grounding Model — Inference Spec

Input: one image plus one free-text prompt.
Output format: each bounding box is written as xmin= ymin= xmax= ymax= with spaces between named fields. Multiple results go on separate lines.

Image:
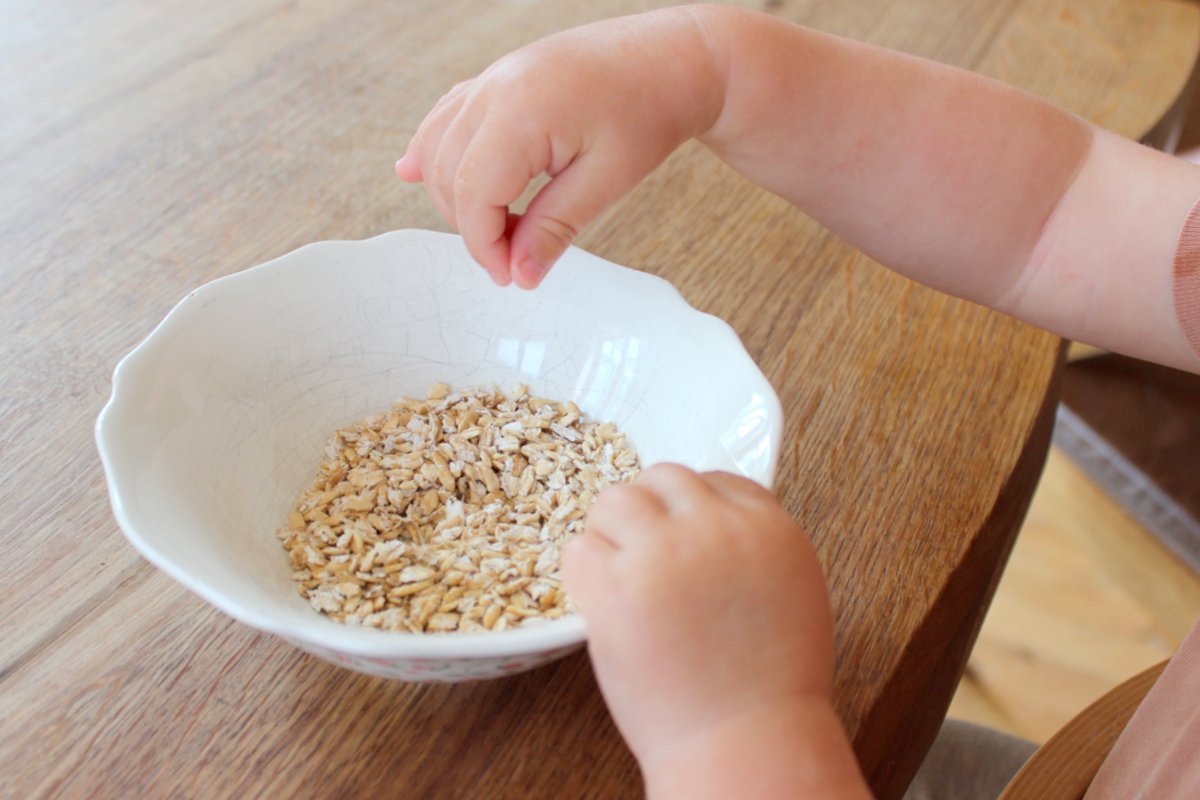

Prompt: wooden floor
xmin=948 ymin=445 xmax=1200 ymax=743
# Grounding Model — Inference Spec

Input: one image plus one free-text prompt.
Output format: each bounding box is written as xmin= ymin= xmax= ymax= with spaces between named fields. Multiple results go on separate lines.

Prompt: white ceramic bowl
xmin=95 ymin=229 xmax=782 ymax=681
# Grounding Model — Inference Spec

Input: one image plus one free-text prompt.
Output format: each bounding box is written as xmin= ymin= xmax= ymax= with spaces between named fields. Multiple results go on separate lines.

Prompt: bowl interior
xmin=96 ymin=230 xmax=781 ymax=654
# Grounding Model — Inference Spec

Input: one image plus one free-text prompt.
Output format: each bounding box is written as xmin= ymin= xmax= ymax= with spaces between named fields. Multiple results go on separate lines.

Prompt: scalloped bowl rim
xmin=94 ymin=229 xmax=783 ymax=660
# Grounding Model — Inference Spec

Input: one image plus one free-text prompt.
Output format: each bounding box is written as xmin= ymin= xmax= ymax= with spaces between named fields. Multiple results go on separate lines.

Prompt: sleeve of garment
xmin=1081 ymin=205 xmax=1200 ymax=800
xmin=1083 ymin=619 xmax=1200 ymax=799
xmin=1175 ymin=198 xmax=1200 ymax=362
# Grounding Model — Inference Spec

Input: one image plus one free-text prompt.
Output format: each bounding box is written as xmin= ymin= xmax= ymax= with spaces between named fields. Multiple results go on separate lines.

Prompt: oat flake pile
xmin=277 ymin=383 xmax=640 ymax=633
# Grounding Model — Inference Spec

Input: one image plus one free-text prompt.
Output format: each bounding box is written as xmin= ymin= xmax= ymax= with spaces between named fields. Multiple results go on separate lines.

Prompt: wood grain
xmin=998 ymin=660 xmax=1168 ymax=800
xmin=1 ymin=1 xmax=1196 ymax=798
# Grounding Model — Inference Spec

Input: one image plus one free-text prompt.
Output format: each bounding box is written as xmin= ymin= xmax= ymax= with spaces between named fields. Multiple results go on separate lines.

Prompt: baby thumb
xmin=510 ymin=156 xmax=622 ymax=289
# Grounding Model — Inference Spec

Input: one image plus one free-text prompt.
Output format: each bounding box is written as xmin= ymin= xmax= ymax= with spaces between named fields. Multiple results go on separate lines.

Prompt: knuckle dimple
xmin=480 ymin=54 xmax=533 ymax=89
xmin=436 ymin=80 xmax=471 ymax=106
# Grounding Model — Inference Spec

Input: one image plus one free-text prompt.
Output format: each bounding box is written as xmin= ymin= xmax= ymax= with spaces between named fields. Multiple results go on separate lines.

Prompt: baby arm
xmin=563 ymin=465 xmax=872 ymax=800
xmin=693 ymin=7 xmax=1200 ymax=370
xmin=395 ymin=9 xmax=723 ymax=288
xmin=398 ymin=3 xmax=1200 ymax=370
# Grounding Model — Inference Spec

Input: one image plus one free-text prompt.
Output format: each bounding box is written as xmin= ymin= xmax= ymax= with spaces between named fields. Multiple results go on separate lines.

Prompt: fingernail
xmin=394 ymin=156 xmax=418 ymax=181
xmin=517 ymin=257 xmax=547 ymax=286
xmin=491 ymin=266 xmax=512 ymax=287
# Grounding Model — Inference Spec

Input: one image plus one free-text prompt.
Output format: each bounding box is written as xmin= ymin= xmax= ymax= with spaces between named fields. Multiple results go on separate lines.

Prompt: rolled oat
xmin=277 ymin=384 xmax=640 ymax=633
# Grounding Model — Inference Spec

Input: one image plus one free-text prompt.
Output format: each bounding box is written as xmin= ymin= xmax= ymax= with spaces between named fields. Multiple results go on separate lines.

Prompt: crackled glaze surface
xmin=96 ymin=230 xmax=781 ymax=681
xmin=10 ymin=2 xmax=1189 ymax=796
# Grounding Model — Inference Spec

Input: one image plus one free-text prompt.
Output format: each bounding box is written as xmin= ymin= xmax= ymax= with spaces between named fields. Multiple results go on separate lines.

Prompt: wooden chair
xmin=998 ymin=661 xmax=1167 ymax=799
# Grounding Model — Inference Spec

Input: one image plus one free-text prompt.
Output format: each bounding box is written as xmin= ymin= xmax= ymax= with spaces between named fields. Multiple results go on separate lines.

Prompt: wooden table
xmin=2 ymin=1 xmax=1196 ymax=797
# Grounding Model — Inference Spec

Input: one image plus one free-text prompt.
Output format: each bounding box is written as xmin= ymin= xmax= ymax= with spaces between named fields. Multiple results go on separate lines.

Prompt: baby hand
xmin=562 ymin=464 xmax=836 ymax=772
xmin=395 ymin=8 xmax=722 ymax=288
